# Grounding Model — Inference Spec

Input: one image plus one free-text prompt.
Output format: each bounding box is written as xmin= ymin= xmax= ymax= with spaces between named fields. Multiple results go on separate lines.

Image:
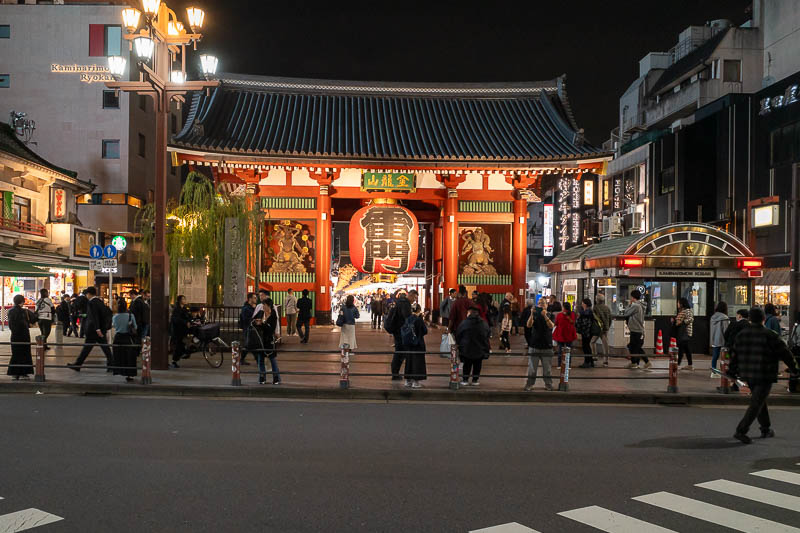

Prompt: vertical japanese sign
xmin=543 ymin=203 xmax=554 ymax=256
xmin=223 ymin=218 xmax=245 ymax=306
xmin=613 ymin=175 xmax=623 ymax=211
xmin=558 ymin=177 xmax=571 ymax=251
xmin=51 ymin=188 xmax=66 ymax=221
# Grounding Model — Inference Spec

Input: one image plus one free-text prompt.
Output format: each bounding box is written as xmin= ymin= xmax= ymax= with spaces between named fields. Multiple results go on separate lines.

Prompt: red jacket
xmin=553 ymin=311 xmax=577 ymax=343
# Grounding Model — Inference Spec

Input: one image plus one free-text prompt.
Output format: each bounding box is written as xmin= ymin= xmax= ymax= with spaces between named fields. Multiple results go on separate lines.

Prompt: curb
xmin=3 ymin=382 xmax=800 ymax=406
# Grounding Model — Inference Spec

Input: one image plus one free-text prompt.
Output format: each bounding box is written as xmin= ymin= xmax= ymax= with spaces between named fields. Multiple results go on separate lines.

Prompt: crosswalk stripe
xmin=469 ymin=523 xmax=541 ymax=533
xmin=0 ymin=508 xmax=63 ymax=532
xmin=697 ymin=479 xmax=800 ymax=511
xmin=558 ymin=505 xmax=677 ymax=532
xmin=752 ymin=469 xmax=800 ymax=486
xmin=633 ymin=491 xmax=800 ymax=533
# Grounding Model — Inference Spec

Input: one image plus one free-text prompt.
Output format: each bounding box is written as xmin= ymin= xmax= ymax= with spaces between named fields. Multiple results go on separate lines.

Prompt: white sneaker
xmin=644 ymin=362 xmax=653 ymax=369
xmin=411 ymin=381 xmax=422 ymax=389
xmin=710 ymin=372 xmax=717 ymax=379
xmin=681 ymin=365 xmax=694 ymax=371
xmin=459 ymin=381 xmax=469 ymax=386
xmin=627 ymin=363 xmax=640 ymax=369
xmin=404 ymin=380 xmax=412 ymax=387
xmin=470 ymin=381 xmax=480 ymax=387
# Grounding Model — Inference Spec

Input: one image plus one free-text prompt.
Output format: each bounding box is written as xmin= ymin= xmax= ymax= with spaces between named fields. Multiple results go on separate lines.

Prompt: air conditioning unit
xmin=610 ymin=215 xmax=624 ymax=236
xmin=602 ymin=217 xmax=611 ymax=235
xmin=631 ymin=212 xmax=644 ymax=233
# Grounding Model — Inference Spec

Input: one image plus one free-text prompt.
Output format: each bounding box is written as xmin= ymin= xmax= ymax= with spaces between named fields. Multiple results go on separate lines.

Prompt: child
xmin=500 ymin=309 xmax=512 ymax=352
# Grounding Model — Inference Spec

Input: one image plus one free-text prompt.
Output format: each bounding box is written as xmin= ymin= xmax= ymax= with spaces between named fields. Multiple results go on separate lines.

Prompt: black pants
xmin=297 ymin=318 xmax=310 ymax=343
xmin=38 ymin=320 xmax=52 ymax=348
xmin=78 ymin=316 xmax=87 ymax=338
xmin=677 ymin=340 xmax=693 ymax=365
xmin=391 ymin=333 xmax=406 ymax=379
xmin=581 ymin=335 xmax=594 ymax=366
xmin=74 ymin=330 xmax=113 ymax=367
xmin=736 ymin=381 xmax=772 ymax=435
xmin=171 ymin=335 xmax=186 ymax=363
xmin=628 ymin=331 xmax=649 ymax=364
xmin=500 ymin=331 xmax=510 ymax=350
xmin=372 ymin=312 xmax=382 ymax=329
xmin=462 ymin=358 xmax=483 ymax=383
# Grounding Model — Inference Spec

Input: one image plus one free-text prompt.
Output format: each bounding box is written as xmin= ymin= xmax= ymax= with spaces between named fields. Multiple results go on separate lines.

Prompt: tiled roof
xmin=0 ymin=123 xmax=78 ymax=179
xmin=172 ymin=74 xmax=605 ymax=162
xmin=647 ymin=28 xmax=729 ymax=97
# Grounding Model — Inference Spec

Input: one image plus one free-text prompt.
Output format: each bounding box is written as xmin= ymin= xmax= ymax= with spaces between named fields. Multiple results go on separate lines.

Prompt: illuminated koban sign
xmin=51 ymin=64 xmax=114 ymax=83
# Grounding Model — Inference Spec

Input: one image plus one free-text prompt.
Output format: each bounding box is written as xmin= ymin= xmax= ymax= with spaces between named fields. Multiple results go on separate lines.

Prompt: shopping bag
xmin=439 ymin=333 xmax=453 ymax=358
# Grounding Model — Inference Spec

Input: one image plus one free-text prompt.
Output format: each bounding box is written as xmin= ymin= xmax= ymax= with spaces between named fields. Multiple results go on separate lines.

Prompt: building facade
xmin=0 ymin=0 xmax=182 ymax=293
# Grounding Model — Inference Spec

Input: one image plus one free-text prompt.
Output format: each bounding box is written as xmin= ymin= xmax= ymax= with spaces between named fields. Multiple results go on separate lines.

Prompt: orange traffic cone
xmin=655 ymin=329 xmax=664 ymax=355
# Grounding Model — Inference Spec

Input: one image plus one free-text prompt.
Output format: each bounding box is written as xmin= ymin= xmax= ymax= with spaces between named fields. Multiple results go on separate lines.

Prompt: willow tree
xmin=136 ymin=171 xmax=262 ymax=304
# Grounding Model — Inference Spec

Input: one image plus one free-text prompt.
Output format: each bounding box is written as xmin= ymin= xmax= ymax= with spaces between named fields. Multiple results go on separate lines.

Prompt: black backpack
xmin=101 ymin=303 xmax=113 ymax=331
xmin=400 ymin=315 xmax=419 ymax=347
xmin=384 ymin=303 xmax=399 ymax=334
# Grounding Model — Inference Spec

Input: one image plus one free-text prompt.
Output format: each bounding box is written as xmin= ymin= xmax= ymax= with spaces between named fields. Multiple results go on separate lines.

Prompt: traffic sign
xmin=91 ymin=260 xmax=103 ymax=270
xmin=103 ymin=244 xmax=117 ymax=259
xmin=90 ymin=245 xmax=103 ymax=259
xmin=103 ymin=259 xmax=118 ymax=268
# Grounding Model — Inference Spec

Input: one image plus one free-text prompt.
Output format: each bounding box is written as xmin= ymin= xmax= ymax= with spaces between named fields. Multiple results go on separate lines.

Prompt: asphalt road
xmin=1 ymin=395 xmax=799 ymax=532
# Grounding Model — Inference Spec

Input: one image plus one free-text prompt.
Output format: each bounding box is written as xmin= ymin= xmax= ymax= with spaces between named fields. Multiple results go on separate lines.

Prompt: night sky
xmin=171 ymin=0 xmax=753 ymax=145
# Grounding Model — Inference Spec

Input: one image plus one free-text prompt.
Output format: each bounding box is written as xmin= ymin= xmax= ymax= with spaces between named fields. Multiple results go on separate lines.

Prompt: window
xmin=770 ymin=121 xmax=800 ymax=166
xmin=102 ymin=90 xmax=119 ymax=109
xmin=723 ymin=59 xmax=742 ymax=82
xmin=0 ymin=74 xmax=9 ymax=88
xmin=13 ymin=196 xmax=30 ymax=223
xmin=138 ymin=133 xmax=146 ymax=157
xmin=102 ymin=139 xmax=120 ymax=159
xmin=89 ymin=24 xmax=121 ymax=57
xmin=139 ymin=94 xmax=147 ymax=111
xmin=0 ymin=25 xmax=10 ymax=38
xmin=711 ymin=58 xmax=721 ymax=79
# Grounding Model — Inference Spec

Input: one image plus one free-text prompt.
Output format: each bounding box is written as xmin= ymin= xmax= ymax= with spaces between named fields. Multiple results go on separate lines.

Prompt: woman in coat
xmin=251 ymin=301 xmax=280 ymax=385
xmin=672 ymin=297 xmax=695 ymax=370
xmin=404 ymin=303 xmax=428 ymax=388
xmin=709 ymin=301 xmax=729 ymax=375
xmin=552 ymin=301 xmax=577 ymax=367
xmin=8 ymin=294 xmax=36 ymax=380
xmin=338 ymin=294 xmax=360 ymax=351
xmin=169 ymin=295 xmax=191 ymax=368
xmin=112 ymin=298 xmax=138 ymax=382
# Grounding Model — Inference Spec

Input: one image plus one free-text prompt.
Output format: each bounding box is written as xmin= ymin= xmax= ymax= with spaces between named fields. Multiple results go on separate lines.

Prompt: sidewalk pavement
xmin=1 ymin=323 xmax=798 ymax=405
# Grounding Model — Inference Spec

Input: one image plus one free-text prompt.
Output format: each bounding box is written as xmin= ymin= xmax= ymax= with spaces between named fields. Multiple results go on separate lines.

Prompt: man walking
xmin=525 ymin=301 xmax=554 ymax=391
xmin=296 ymin=289 xmax=313 ymax=344
xmin=448 ymin=285 xmax=472 ymax=333
xmin=622 ymin=289 xmax=651 ymax=369
xmin=68 ymin=287 xmax=112 ymax=371
xmin=284 ymin=288 xmax=298 ymax=336
xmin=591 ymin=293 xmax=612 ymax=366
xmin=440 ymin=288 xmax=456 ymax=326
xmin=238 ymin=292 xmax=257 ymax=365
xmin=731 ymin=307 xmax=799 ymax=443
xmin=129 ymin=289 xmax=150 ymax=341
xmin=74 ymin=289 xmax=89 ymax=338
xmin=35 ymin=289 xmax=55 ymax=351
xmin=370 ymin=291 xmax=384 ymax=329
xmin=56 ymin=295 xmax=73 ymax=337
xmin=455 ymin=305 xmax=491 ymax=386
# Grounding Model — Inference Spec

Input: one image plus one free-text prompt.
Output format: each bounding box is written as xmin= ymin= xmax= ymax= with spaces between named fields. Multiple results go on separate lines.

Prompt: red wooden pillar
xmin=314 ymin=178 xmax=334 ymax=325
xmin=512 ymin=194 xmax=528 ymax=300
xmin=443 ymin=192 xmax=458 ymax=293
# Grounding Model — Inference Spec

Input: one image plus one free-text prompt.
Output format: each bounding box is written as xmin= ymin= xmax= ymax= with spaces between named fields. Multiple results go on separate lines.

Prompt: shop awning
xmin=0 ymin=258 xmax=50 ymax=277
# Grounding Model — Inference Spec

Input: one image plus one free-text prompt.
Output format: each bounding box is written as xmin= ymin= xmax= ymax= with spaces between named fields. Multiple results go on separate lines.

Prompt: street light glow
xmin=186 ymin=7 xmax=206 ymax=31
xmin=167 ymin=20 xmax=184 ymax=35
xmin=170 ymin=70 xmax=186 ymax=84
xmin=141 ymin=0 xmax=161 ymax=17
xmin=200 ymin=54 xmax=218 ymax=76
xmin=107 ymin=55 xmax=127 ymax=78
xmin=133 ymin=36 xmax=155 ymax=61
xmin=121 ymin=8 xmax=141 ymax=33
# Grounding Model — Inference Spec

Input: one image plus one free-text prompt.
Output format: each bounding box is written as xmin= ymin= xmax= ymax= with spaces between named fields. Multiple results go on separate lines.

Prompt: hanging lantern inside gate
xmin=349 ymin=200 xmax=419 ymax=274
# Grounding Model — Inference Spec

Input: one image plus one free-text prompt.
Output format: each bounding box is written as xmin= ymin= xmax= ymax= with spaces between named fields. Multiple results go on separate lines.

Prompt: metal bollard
xmin=667 ymin=338 xmax=679 ymax=393
xmin=34 ymin=335 xmax=45 ymax=382
xmin=449 ymin=343 xmax=460 ymax=389
xmin=340 ymin=343 xmax=350 ymax=389
xmin=717 ymin=347 xmax=731 ymax=394
xmin=141 ymin=336 xmax=152 ymax=385
xmin=558 ymin=345 xmax=571 ymax=391
xmin=231 ymin=341 xmax=241 ymax=386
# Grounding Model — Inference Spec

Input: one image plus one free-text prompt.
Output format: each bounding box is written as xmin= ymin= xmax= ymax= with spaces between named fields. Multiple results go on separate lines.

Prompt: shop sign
xmin=349 ymin=203 xmax=419 ymax=274
xmin=543 ymin=203 xmax=554 ymax=256
xmin=571 ymin=212 xmax=580 ymax=244
xmin=656 ymin=269 xmax=714 ymax=278
xmin=361 ymin=172 xmax=415 ymax=193
xmin=557 ymin=177 xmax=570 ymax=251
xmin=583 ymin=179 xmax=594 ymax=206
xmin=612 ymin=175 xmax=622 ymax=210
xmin=51 ymin=188 xmax=66 ymax=221
xmin=51 ymin=64 xmax=114 ymax=84
xmin=74 ymin=228 xmax=97 ymax=258
xmin=759 ymin=84 xmax=799 ymax=115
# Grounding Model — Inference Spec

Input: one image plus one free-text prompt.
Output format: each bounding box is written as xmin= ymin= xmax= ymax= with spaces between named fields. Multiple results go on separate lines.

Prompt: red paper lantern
xmin=349 ymin=203 xmax=419 ymax=274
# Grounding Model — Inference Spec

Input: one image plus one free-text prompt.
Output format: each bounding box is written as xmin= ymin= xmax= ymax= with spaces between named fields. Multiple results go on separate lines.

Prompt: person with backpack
xmin=764 ymin=303 xmax=782 ymax=336
xmin=34 ymin=288 xmax=55 ymax=351
xmin=455 ymin=305 xmax=491 ymax=386
xmin=238 ymin=292 xmax=257 ymax=365
xmin=402 ymin=303 xmax=428 ymax=388
xmin=386 ymin=290 xmax=412 ymax=380
xmin=709 ymin=301 xmax=729 ymax=375
xmin=111 ymin=298 xmax=138 ymax=382
xmin=337 ymin=294 xmax=360 ymax=351
xmin=68 ymin=286 xmax=113 ymax=371
xmin=553 ymin=301 xmax=577 ymax=367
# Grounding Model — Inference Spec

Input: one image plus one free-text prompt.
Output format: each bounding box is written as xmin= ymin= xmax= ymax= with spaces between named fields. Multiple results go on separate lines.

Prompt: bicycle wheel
xmin=203 ymin=340 xmax=224 ymax=368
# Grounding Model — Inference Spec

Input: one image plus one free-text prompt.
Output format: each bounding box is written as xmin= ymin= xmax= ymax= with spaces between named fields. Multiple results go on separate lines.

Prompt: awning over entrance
xmin=0 ymin=258 xmax=50 ymax=277
xmin=545 ymin=223 xmax=758 ymax=272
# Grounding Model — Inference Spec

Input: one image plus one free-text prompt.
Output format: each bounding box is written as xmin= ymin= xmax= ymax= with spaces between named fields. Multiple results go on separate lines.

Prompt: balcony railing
xmin=0 ymin=217 xmax=46 ymax=236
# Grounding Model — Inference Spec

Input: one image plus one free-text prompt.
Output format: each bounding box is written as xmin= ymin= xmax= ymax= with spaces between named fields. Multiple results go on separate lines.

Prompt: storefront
xmin=546 ymin=223 xmax=762 ymax=354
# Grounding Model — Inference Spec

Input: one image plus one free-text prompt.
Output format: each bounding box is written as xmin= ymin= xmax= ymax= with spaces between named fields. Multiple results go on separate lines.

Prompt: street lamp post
xmin=106 ymin=1 xmax=219 ymax=369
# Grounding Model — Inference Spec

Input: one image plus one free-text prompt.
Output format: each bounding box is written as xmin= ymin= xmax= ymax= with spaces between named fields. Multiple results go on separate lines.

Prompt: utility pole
xmin=791 ymin=163 xmax=799 ymax=327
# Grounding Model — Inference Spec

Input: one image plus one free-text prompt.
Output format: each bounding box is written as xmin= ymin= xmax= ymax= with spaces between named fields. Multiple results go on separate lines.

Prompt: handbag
xmin=336 ymin=312 xmax=345 ymax=327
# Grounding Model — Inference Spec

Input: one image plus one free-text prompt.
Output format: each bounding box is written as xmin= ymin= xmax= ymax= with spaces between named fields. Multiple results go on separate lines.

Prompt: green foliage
xmin=136 ymin=172 xmax=261 ymax=304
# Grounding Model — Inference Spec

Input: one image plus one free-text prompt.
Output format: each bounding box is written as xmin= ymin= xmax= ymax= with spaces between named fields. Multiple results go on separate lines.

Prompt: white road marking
xmin=558 ymin=505 xmax=677 ymax=532
xmin=697 ymin=479 xmax=800 ymax=511
xmin=634 ymin=491 xmax=800 ymax=533
xmin=752 ymin=469 xmax=800 ymax=486
xmin=469 ymin=523 xmax=540 ymax=533
xmin=0 ymin=508 xmax=63 ymax=532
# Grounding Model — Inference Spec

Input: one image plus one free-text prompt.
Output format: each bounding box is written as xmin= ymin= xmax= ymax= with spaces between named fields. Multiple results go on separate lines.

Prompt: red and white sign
xmin=349 ymin=203 xmax=419 ymax=274
xmin=52 ymin=188 xmax=66 ymax=221
xmin=543 ymin=203 xmax=554 ymax=256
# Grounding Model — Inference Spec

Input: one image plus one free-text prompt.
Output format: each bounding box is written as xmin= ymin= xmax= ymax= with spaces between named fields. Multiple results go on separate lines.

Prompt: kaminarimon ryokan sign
xmin=51 ymin=64 xmax=114 ymax=83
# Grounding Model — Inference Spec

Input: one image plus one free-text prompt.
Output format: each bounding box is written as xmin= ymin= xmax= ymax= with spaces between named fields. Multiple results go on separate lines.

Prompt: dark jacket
xmin=731 ymin=324 xmax=798 ymax=383
xmin=392 ymin=296 xmax=412 ymax=332
xmin=297 ymin=296 xmax=313 ymax=320
xmin=723 ymin=318 xmax=749 ymax=350
xmin=520 ymin=305 xmax=534 ymax=345
xmin=406 ymin=314 xmax=428 ymax=351
xmin=370 ymin=298 xmax=383 ymax=315
xmin=341 ymin=305 xmax=360 ymax=325
xmin=240 ymin=303 xmax=255 ymax=331
xmin=528 ymin=307 xmax=554 ymax=350
xmin=130 ymin=296 xmax=150 ymax=328
xmin=455 ymin=314 xmax=491 ymax=360
xmin=547 ymin=300 xmax=562 ymax=313
xmin=170 ymin=305 xmax=191 ymax=339
xmin=85 ymin=297 xmax=107 ymax=333
xmin=74 ymin=294 xmax=88 ymax=316
xmin=56 ymin=300 xmax=71 ymax=323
